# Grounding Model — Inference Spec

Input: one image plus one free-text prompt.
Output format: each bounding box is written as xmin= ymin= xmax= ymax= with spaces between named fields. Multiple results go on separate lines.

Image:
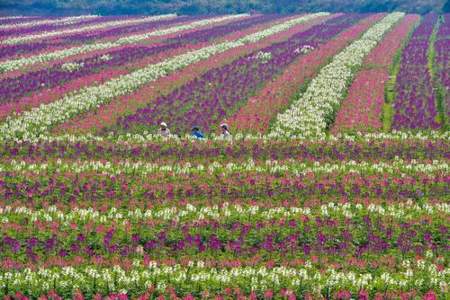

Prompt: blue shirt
xmin=192 ymin=131 xmax=204 ymax=139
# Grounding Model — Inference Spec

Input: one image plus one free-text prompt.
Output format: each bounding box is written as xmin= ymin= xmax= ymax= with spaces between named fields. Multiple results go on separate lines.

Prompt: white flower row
xmin=0 ymin=13 xmax=327 ymax=140
xmin=269 ymin=12 xmax=405 ymax=138
xmin=0 ymin=15 xmax=99 ymax=30
xmin=1 ymin=200 xmax=447 ymax=225
xmin=61 ymin=61 xmax=85 ymax=72
xmin=5 ymin=129 xmax=448 ymax=145
xmin=0 ymin=14 xmax=247 ymax=73
xmin=0 ymin=260 xmax=447 ymax=294
xmin=2 ymin=14 xmax=177 ymax=45
xmin=2 ymin=158 xmax=447 ymax=176
xmin=0 ymin=16 xmax=29 ymax=21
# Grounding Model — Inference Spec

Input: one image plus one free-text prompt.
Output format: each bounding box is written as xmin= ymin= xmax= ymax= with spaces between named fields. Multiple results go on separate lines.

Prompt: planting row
xmin=1 ymin=159 xmax=447 ymax=177
xmin=0 ymin=14 xmax=326 ymax=141
xmin=1 ymin=15 xmax=177 ymax=45
xmin=393 ymin=14 xmax=441 ymax=130
xmin=269 ymin=13 xmax=404 ymax=138
xmin=1 ymin=132 xmax=448 ymax=163
xmin=1 ymin=169 xmax=447 ymax=205
xmin=0 ymin=16 xmax=137 ymax=41
xmin=0 ymin=260 xmax=447 ymax=298
xmin=2 ymin=201 xmax=448 ymax=226
xmin=0 ymin=15 xmax=98 ymax=30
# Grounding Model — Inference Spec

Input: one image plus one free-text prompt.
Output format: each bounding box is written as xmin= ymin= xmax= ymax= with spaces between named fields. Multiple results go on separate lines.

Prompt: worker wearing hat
xmin=159 ymin=122 xmax=171 ymax=137
xmin=191 ymin=126 xmax=205 ymax=139
xmin=220 ymin=123 xmax=231 ymax=138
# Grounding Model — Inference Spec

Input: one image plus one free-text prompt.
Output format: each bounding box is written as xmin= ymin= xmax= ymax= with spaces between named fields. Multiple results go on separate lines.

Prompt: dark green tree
xmin=444 ymin=0 xmax=450 ymax=12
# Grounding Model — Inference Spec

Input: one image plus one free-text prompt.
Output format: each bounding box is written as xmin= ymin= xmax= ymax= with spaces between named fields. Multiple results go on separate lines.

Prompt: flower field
xmin=0 ymin=13 xmax=449 ymax=299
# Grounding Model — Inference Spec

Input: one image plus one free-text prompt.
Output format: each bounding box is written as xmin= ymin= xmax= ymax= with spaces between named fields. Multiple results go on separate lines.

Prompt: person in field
xmin=159 ymin=122 xmax=171 ymax=137
xmin=191 ymin=126 xmax=205 ymax=139
xmin=220 ymin=123 xmax=231 ymax=138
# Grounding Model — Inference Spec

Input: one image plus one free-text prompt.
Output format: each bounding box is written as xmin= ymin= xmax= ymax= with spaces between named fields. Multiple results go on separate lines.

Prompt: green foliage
xmin=444 ymin=0 xmax=450 ymax=12
xmin=0 ymin=0 xmax=447 ymax=15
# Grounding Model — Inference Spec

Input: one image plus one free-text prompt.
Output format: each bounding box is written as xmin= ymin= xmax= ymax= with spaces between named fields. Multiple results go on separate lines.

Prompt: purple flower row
xmin=435 ymin=14 xmax=450 ymax=118
xmin=0 ymin=15 xmax=279 ymax=104
xmin=392 ymin=13 xmax=441 ymax=130
xmin=116 ymin=14 xmax=364 ymax=134
xmin=1 ymin=215 xmax=448 ymax=263
xmin=0 ymin=16 xmax=194 ymax=60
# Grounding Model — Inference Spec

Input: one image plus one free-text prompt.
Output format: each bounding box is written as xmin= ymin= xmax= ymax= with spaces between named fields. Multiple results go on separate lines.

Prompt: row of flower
xmin=0 ymin=15 xmax=98 ymax=30
xmin=269 ymin=12 xmax=405 ymax=138
xmin=0 ymin=16 xmax=197 ymax=62
xmin=1 ymin=159 xmax=447 ymax=176
xmin=0 ymin=16 xmax=44 ymax=24
xmin=0 ymin=15 xmax=278 ymax=108
xmin=0 ymin=260 xmax=447 ymax=298
xmin=2 ymin=131 xmax=448 ymax=162
xmin=113 ymin=14 xmax=365 ymax=134
xmin=225 ymin=14 xmax=383 ymax=133
xmin=0 ymin=14 xmax=247 ymax=73
xmin=330 ymin=15 xmax=419 ymax=133
xmin=54 ymin=15 xmax=320 ymax=134
xmin=392 ymin=13 xmax=441 ymax=130
xmin=0 ymin=16 xmax=134 ymax=41
xmin=435 ymin=14 xmax=449 ymax=119
xmin=0 ymin=14 xmax=326 ymax=140
xmin=1 ymin=169 xmax=447 ymax=203
xmin=2 ymin=201 xmax=448 ymax=225
xmin=1 ymin=15 xmax=178 ymax=45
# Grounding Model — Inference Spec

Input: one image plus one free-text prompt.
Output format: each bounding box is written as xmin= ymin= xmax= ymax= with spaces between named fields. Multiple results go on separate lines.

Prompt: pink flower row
xmin=226 ymin=14 xmax=384 ymax=133
xmin=331 ymin=15 xmax=419 ymax=134
xmin=54 ymin=15 xmax=328 ymax=135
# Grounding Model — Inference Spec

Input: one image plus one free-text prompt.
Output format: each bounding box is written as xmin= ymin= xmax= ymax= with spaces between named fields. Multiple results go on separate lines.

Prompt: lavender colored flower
xmin=393 ymin=13 xmax=441 ymax=129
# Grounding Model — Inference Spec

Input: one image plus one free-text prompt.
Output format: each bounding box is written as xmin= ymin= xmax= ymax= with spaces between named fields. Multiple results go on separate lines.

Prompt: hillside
xmin=0 ymin=0 xmax=447 ymax=15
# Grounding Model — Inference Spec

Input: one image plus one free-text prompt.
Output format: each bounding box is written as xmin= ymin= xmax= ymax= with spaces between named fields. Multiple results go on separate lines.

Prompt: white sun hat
xmin=160 ymin=122 xmax=167 ymax=127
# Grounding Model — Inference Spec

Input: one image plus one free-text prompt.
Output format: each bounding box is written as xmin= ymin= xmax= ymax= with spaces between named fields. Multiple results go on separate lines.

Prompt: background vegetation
xmin=0 ymin=0 xmax=448 ymax=16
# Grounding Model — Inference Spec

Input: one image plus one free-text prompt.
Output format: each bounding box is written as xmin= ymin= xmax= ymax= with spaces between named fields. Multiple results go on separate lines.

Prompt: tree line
xmin=0 ymin=0 xmax=448 ymax=16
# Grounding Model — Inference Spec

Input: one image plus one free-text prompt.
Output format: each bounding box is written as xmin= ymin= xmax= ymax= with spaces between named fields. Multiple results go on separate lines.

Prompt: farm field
xmin=0 ymin=13 xmax=449 ymax=299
